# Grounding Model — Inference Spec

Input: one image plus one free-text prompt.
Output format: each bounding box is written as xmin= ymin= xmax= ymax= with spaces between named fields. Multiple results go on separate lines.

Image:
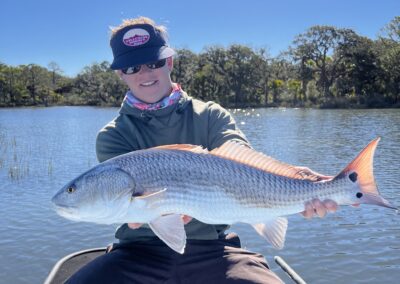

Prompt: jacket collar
xmin=119 ymin=90 xmax=192 ymax=127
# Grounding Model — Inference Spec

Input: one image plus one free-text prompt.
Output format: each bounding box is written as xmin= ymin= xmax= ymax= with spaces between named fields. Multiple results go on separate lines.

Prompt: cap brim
xmin=110 ymin=46 xmax=175 ymax=70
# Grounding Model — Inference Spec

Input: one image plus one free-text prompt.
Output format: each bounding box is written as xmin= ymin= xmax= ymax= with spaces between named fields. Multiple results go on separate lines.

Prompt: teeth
xmin=141 ymin=81 xmax=156 ymax=86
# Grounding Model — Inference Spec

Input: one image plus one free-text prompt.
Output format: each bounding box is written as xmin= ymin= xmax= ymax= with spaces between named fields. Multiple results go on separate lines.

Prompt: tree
xmin=288 ymin=47 xmax=313 ymax=101
xmin=171 ymin=49 xmax=198 ymax=95
xmin=73 ymin=61 xmax=126 ymax=106
xmin=225 ymin=45 xmax=256 ymax=106
xmin=191 ymin=46 xmax=230 ymax=104
xmin=377 ymin=40 xmax=400 ymax=104
xmin=291 ymin=26 xmax=357 ymax=98
xmin=334 ymin=35 xmax=383 ymax=105
xmin=246 ymin=48 xmax=270 ymax=106
xmin=0 ymin=63 xmax=7 ymax=104
xmin=287 ymin=79 xmax=302 ymax=104
xmin=377 ymin=16 xmax=400 ymax=104
xmin=380 ymin=16 xmax=400 ymax=42
xmin=269 ymin=79 xmax=284 ymax=104
xmin=251 ymin=48 xmax=271 ymax=106
xmin=47 ymin=61 xmax=63 ymax=89
xmin=0 ymin=65 xmax=29 ymax=105
xmin=19 ymin=64 xmax=54 ymax=105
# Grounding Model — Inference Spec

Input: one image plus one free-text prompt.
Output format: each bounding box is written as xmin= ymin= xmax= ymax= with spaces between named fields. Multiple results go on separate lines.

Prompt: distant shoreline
xmin=1 ymin=101 xmax=399 ymax=109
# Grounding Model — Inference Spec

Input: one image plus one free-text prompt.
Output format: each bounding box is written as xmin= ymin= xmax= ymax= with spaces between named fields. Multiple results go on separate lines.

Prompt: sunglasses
xmin=121 ymin=59 xmax=167 ymax=75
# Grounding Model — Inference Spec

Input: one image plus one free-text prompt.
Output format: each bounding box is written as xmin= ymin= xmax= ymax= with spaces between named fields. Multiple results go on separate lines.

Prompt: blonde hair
xmin=110 ymin=16 xmax=168 ymax=38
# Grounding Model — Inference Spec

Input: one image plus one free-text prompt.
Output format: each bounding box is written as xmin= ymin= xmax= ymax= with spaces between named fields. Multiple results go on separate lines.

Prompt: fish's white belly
xmin=144 ymin=185 xmax=305 ymax=224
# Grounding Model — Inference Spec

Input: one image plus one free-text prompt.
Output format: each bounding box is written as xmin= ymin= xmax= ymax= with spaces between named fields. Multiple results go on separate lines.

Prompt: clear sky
xmin=1 ymin=0 xmax=399 ymax=77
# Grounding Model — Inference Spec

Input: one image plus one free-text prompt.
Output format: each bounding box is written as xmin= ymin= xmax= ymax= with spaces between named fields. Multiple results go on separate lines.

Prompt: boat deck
xmin=44 ymin=247 xmax=106 ymax=284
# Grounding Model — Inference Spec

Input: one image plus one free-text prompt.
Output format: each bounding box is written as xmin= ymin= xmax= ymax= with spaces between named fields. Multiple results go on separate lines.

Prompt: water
xmin=0 ymin=107 xmax=399 ymax=283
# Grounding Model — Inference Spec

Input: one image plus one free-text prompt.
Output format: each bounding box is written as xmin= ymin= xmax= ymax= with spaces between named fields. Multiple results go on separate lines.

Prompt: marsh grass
xmin=87 ymin=157 xmax=92 ymax=168
xmin=7 ymin=136 xmax=30 ymax=181
xmin=48 ymin=159 xmax=53 ymax=176
xmin=8 ymin=164 xmax=30 ymax=180
xmin=0 ymin=132 xmax=101 ymax=181
xmin=0 ymin=134 xmax=35 ymax=181
xmin=1 ymin=132 xmax=61 ymax=182
xmin=0 ymin=132 xmax=6 ymax=169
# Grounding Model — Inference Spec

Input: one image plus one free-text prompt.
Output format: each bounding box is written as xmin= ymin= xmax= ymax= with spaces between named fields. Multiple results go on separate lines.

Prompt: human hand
xmin=181 ymin=215 xmax=193 ymax=224
xmin=128 ymin=215 xmax=193 ymax=229
xmin=294 ymin=166 xmax=338 ymax=218
xmin=301 ymin=199 xmax=338 ymax=219
xmin=128 ymin=222 xmax=144 ymax=229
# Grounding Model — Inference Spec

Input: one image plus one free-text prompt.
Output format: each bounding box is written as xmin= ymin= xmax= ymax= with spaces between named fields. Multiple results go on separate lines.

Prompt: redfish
xmin=52 ymin=138 xmax=397 ymax=253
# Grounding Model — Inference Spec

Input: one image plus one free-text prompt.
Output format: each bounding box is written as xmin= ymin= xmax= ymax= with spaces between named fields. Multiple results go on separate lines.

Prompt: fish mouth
xmin=52 ymin=202 xmax=78 ymax=211
xmin=51 ymin=195 xmax=78 ymax=210
xmin=54 ymin=204 xmax=78 ymax=211
xmin=53 ymin=205 xmax=80 ymax=220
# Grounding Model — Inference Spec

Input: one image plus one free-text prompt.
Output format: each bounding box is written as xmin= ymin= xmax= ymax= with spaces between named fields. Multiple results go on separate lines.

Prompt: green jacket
xmin=96 ymin=91 xmax=249 ymax=242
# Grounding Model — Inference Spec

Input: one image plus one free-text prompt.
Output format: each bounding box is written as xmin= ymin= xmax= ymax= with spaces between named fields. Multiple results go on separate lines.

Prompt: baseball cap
xmin=110 ymin=23 xmax=175 ymax=70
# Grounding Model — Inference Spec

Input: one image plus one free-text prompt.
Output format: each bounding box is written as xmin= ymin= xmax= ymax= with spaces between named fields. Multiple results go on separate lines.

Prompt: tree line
xmin=1 ymin=17 xmax=399 ymax=108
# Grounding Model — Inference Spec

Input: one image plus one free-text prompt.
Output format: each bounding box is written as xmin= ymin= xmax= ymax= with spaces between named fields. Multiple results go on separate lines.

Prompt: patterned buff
xmin=123 ymin=84 xmax=182 ymax=111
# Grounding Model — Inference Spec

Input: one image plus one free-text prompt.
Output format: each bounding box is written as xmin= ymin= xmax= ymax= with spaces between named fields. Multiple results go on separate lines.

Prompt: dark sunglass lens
xmin=123 ymin=68 xmax=132 ymax=74
xmin=122 ymin=65 xmax=141 ymax=74
xmin=122 ymin=59 xmax=166 ymax=74
xmin=133 ymin=65 xmax=141 ymax=73
xmin=147 ymin=59 xmax=166 ymax=69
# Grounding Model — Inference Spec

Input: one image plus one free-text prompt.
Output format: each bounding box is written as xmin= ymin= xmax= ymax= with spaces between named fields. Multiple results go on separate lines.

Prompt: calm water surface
xmin=0 ymin=107 xmax=399 ymax=283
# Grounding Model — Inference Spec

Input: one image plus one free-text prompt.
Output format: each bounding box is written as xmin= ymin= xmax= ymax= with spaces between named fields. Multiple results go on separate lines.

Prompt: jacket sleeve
xmin=96 ymin=121 xmax=134 ymax=163
xmin=207 ymin=102 xmax=250 ymax=149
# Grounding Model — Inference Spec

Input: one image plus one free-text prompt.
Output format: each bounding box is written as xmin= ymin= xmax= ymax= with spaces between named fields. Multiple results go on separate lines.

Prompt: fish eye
xmin=67 ymin=186 xmax=76 ymax=194
xmin=356 ymin=192 xmax=363 ymax=198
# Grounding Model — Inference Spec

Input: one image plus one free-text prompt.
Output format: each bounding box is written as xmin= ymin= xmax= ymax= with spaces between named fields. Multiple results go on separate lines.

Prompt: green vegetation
xmin=1 ymin=17 xmax=399 ymax=108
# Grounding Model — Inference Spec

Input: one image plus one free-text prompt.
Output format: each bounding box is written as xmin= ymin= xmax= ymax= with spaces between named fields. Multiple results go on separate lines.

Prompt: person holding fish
xmin=65 ymin=16 xmax=339 ymax=283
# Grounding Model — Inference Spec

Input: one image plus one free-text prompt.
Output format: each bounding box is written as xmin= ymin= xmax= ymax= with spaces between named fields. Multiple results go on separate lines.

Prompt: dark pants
xmin=66 ymin=233 xmax=283 ymax=284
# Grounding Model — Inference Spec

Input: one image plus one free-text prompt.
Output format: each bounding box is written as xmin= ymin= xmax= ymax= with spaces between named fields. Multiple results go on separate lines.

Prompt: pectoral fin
xmin=252 ymin=217 xmax=288 ymax=249
xmin=132 ymin=188 xmax=167 ymax=200
xmin=149 ymin=214 xmax=187 ymax=254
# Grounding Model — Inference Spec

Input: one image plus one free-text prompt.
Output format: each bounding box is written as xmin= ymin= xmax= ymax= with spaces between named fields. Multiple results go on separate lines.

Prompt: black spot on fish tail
xmin=349 ymin=172 xmax=358 ymax=182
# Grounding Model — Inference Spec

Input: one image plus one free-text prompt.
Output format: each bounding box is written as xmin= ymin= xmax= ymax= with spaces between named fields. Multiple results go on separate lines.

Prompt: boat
xmin=44 ymin=248 xmax=306 ymax=284
xmin=44 ymin=247 xmax=106 ymax=284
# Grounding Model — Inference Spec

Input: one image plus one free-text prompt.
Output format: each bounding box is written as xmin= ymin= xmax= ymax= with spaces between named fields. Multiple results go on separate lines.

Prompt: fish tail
xmin=336 ymin=137 xmax=397 ymax=209
xmin=341 ymin=137 xmax=380 ymax=195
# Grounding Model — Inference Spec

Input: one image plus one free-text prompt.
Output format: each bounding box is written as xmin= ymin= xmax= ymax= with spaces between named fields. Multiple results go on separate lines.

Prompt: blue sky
xmin=1 ymin=0 xmax=398 ymax=77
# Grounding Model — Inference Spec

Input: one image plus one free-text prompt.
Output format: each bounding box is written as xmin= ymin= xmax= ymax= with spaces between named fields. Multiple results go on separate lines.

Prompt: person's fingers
xmin=302 ymin=199 xmax=338 ymax=219
xmin=312 ymin=199 xmax=327 ymax=218
xmin=323 ymin=199 xmax=338 ymax=213
xmin=128 ymin=223 xmax=143 ymax=229
xmin=106 ymin=243 xmax=113 ymax=253
xmin=301 ymin=201 xmax=314 ymax=219
xmin=182 ymin=215 xmax=192 ymax=225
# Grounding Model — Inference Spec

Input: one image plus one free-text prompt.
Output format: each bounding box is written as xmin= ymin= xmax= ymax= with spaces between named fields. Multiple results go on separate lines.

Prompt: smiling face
xmin=118 ymin=57 xmax=174 ymax=103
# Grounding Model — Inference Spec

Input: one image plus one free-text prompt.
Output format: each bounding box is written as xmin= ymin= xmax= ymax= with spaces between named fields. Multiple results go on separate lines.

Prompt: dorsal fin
xmin=153 ymin=144 xmax=207 ymax=154
xmin=210 ymin=141 xmax=329 ymax=181
xmin=154 ymin=142 xmax=329 ymax=181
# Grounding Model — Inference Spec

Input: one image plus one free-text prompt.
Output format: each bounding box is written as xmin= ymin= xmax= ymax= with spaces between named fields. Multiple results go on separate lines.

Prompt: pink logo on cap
xmin=123 ymin=28 xmax=150 ymax=47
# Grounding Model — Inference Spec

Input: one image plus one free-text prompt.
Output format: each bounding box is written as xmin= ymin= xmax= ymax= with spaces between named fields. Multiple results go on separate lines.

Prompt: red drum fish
xmin=52 ymin=137 xmax=397 ymax=253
